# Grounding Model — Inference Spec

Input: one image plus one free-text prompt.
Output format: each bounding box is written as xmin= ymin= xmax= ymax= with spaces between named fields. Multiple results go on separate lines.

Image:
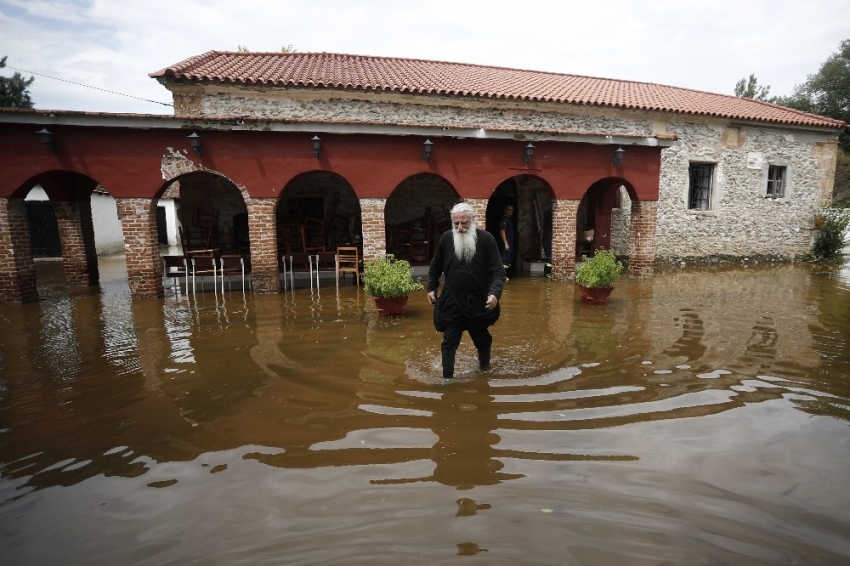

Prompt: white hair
xmin=450 ymin=202 xmax=476 ymax=221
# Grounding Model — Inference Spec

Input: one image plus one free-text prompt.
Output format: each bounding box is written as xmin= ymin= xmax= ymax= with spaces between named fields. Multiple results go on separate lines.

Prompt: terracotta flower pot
xmin=372 ymin=296 xmax=410 ymax=316
xmin=578 ymin=284 xmax=615 ymax=305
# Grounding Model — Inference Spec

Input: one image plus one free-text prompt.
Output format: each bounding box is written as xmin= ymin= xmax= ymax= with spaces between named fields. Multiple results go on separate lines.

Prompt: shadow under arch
xmin=385 ymin=172 xmax=459 ymax=263
xmin=12 ymin=170 xmax=107 ymax=294
xmin=485 ymin=174 xmax=554 ymax=275
xmin=577 ymin=176 xmax=637 ymax=258
xmin=168 ymin=170 xmax=249 ymax=255
xmin=277 ymin=170 xmax=361 ymax=257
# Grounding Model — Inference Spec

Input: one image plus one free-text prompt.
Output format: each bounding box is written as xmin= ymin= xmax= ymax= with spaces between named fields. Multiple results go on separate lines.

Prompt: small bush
xmin=575 ymin=249 xmax=624 ymax=288
xmin=363 ymin=254 xmax=424 ymax=298
xmin=811 ymin=210 xmax=850 ymax=262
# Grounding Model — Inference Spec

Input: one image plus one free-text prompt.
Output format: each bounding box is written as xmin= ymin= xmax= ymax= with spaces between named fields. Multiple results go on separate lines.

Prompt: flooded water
xmin=1 ymin=257 xmax=850 ymax=565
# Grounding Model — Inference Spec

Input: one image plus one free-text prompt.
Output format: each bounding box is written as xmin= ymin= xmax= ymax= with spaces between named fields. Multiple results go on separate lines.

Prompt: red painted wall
xmin=0 ymin=123 xmax=661 ymax=201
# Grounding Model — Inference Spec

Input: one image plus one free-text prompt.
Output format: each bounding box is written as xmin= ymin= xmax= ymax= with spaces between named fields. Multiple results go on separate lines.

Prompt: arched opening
xmin=485 ymin=175 xmax=552 ymax=277
xmin=172 ymin=171 xmax=249 ymax=257
xmin=385 ymin=173 xmax=458 ymax=265
xmin=576 ymin=177 xmax=634 ymax=260
xmin=24 ymin=185 xmax=60 ymax=258
xmin=277 ymin=171 xmax=361 ymax=255
xmin=11 ymin=171 xmax=104 ymax=295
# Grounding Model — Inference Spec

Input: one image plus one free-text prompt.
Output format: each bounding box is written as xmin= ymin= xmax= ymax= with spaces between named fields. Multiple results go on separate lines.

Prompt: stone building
xmin=0 ymin=51 xmax=845 ymax=302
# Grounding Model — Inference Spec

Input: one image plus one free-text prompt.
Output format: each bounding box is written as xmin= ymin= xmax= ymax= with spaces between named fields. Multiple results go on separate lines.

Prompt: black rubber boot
xmin=442 ymin=351 xmax=456 ymax=379
xmin=478 ymin=348 xmax=490 ymax=370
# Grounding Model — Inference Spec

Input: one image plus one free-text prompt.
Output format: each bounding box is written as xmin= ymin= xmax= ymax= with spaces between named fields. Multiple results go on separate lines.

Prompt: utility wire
xmin=6 ymin=65 xmax=173 ymax=107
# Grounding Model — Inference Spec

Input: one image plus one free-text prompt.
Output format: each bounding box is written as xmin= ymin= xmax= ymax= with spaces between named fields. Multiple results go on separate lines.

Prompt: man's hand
xmin=428 ymin=291 xmax=437 ymax=305
xmin=485 ymin=294 xmax=498 ymax=310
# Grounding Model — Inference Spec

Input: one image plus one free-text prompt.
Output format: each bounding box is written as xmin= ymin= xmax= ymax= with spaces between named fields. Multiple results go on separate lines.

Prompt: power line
xmin=6 ymin=65 xmax=173 ymax=107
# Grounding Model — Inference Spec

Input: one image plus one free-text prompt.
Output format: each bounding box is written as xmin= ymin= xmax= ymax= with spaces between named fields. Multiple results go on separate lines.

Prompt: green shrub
xmin=363 ymin=254 xmax=424 ymax=298
xmin=575 ymin=249 xmax=624 ymax=288
xmin=811 ymin=210 xmax=850 ymax=262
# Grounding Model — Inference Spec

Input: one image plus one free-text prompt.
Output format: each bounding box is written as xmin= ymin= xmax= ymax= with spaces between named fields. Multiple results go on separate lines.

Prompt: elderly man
xmin=428 ymin=203 xmax=506 ymax=378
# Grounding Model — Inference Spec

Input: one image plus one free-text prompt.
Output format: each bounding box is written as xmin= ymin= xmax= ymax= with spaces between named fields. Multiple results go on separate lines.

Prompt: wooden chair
xmin=577 ymin=229 xmax=595 ymax=258
xmin=191 ymin=254 xmax=218 ymax=295
xmin=218 ymin=255 xmax=249 ymax=294
xmin=162 ymin=255 xmax=188 ymax=295
xmin=336 ymin=246 xmax=360 ymax=286
xmin=409 ymin=227 xmax=429 ymax=263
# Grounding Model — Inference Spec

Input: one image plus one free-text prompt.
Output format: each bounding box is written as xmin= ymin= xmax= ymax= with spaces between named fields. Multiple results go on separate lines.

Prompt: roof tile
xmin=150 ymin=51 xmax=846 ymax=130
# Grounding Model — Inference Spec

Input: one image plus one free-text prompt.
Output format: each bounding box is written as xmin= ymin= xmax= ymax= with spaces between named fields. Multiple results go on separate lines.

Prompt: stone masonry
xmin=0 ymin=198 xmax=38 ymax=303
xmin=245 ymin=197 xmax=278 ymax=293
xmin=183 ymin=87 xmax=839 ymax=266
xmin=360 ymin=198 xmax=387 ymax=263
xmin=52 ymin=200 xmax=100 ymax=286
xmin=116 ymin=198 xmax=164 ymax=299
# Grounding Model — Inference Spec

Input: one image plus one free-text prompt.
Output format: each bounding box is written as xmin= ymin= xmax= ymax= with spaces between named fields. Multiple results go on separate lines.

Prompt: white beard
xmin=453 ymin=226 xmax=478 ymax=263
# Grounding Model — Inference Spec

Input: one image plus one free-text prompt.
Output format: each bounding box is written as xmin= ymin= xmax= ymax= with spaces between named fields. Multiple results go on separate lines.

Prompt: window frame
xmin=763 ymin=162 xmax=790 ymax=199
xmin=687 ymin=162 xmax=715 ymax=211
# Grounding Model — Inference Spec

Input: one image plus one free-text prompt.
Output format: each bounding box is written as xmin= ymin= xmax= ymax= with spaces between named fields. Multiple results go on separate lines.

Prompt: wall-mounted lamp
xmin=523 ymin=143 xmax=535 ymax=163
xmin=612 ymin=146 xmax=625 ymax=167
xmin=423 ymin=138 xmax=433 ymax=161
xmin=311 ymin=135 xmax=322 ymax=158
xmin=187 ymin=131 xmax=203 ymax=157
xmin=36 ymin=127 xmax=56 ymax=154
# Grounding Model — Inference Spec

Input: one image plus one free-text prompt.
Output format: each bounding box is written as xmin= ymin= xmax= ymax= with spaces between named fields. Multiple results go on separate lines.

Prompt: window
xmin=688 ymin=163 xmax=714 ymax=210
xmin=766 ymin=165 xmax=786 ymax=198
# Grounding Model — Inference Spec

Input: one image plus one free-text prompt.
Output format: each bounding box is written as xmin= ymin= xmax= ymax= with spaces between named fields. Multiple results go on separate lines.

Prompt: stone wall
xmin=654 ymin=123 xmax=837 ymax=263
xmin=0 ymin=198 xmax=38 ymax=303
xmin=172 ymin=85 xmax=839 ymax=265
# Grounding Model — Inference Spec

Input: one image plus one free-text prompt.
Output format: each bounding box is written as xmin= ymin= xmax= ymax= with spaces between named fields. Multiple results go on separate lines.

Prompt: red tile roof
xmin=151 ymin=51 xmax=846 ymax=130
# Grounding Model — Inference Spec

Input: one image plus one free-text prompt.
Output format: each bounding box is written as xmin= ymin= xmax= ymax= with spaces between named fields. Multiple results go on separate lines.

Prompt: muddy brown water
xmin=1 ymin=257 xmax=849 ymax=565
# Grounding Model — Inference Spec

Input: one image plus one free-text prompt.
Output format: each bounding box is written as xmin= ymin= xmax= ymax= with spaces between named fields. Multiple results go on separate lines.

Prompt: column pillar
xmin=628 ymin=200 xmax=657 ymax=276
xmin=53 ymin=199 xmax=99 ymax=287
xmin=360 ymin=198 xmax=387 ymax=263
xmin=550 ymin=198 xmax=579 ymax=281
xmin=116 ymin=198 xmax=163 ymax=299
xmin=246 ymin=197 xmax=279 ymax=293
xmin=0 ymin=197 xmax=38 ymax=303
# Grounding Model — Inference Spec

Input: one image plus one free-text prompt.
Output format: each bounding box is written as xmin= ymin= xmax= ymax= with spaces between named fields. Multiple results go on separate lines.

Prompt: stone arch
xmin=485 ymin=174 xmax=554 ymax=276
xmin=385 ymin=173 xmax=458 ymax=264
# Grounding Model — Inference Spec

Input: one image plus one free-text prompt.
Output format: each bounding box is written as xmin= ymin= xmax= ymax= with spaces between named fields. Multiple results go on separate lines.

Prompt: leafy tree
xmin=775 ymin=39 xmax=850 ymax=153
xmin=237 ymin=45 xmax=250 ymax=52
xmin=0 ymin=56 xmax=35 ymax=108
xmin=734 ymin=73 xmax=772 ymax=101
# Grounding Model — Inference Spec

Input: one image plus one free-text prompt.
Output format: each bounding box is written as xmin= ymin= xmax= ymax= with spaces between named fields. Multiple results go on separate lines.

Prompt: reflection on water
xmin=1 ymin=260 xmax=850 ymax=564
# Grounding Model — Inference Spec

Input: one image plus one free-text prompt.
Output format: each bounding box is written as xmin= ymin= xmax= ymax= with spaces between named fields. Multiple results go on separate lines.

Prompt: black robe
xmin=428 ymin=229 xmax=506 ymax=331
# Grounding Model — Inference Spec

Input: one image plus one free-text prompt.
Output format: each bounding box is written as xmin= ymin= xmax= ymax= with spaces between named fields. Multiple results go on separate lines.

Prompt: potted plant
xmin=363 ymin=254 xmax=424 ymax=316
xmin=575 ymin=249 xmax=624 ymax=304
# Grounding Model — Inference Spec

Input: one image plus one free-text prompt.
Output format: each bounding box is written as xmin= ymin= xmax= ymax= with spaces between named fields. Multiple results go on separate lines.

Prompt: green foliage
xmin=811 ymin=209 xmax=850 ymax=262
xmin=575 ymin=249 xmax=624 ymax=288
xmin=363 ymin=254 xmax=424 ymax=298
xmin=0 ymin=56 xmax=35 ymax=108
xmin=834 ymin=148 xmax=850 ymax=205
xmin=774 ymin=39 xmax=850 ymax=153
xmin=734 ymin=74 xmax=773 ymax=101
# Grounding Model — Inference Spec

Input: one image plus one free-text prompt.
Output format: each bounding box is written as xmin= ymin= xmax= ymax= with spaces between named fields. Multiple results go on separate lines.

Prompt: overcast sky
xmin=1 ymin=0 xmax=848 ymax=115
